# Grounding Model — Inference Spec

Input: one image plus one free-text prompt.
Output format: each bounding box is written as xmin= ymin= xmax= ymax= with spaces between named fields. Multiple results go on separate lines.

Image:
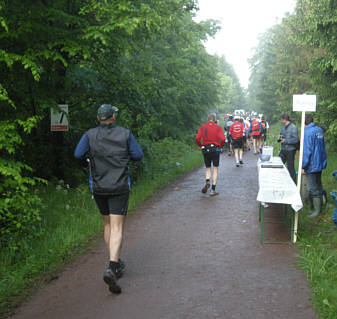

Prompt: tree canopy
xmin=0 ymin=0 xmax=244 ymax=242
xmin=248 ymin=0 xmax=337 ymax=148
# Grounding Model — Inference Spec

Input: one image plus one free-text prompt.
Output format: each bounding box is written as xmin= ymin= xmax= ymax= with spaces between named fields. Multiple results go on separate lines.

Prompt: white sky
xmin=195 ymin=0 xmax=296 ymax=88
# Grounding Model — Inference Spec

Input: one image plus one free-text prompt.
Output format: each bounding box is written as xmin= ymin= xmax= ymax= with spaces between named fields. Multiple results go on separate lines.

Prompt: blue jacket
xmin=302 ymin=123 xmax=327 ymax=173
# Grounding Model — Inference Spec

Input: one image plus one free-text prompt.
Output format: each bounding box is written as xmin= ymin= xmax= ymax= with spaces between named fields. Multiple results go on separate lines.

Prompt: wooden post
xmin=293 ymin=111 xmax=306 ymax=243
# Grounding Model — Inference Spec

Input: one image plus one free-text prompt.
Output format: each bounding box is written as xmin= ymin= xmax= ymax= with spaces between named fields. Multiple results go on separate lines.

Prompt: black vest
xmin=86 ymin=124 xmax=130 ymax=195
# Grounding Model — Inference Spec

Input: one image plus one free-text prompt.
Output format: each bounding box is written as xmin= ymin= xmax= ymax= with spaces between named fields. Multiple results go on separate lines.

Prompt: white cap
xmin=234 ymin=115 xmax=240 ymax=120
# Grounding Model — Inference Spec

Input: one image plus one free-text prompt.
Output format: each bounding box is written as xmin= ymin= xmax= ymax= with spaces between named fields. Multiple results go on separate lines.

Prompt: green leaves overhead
xmin=248 ymin=0 xmax=337 ymax=148
xmin=0 ymin=0 xmax=236 ymax=242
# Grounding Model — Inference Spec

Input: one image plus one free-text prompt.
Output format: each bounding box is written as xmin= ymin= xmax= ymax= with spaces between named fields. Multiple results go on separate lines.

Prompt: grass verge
xmin=268 ymin=123 xmax=337 ymax=318
xmin=0 ymin=142 xmax=203 ymax=318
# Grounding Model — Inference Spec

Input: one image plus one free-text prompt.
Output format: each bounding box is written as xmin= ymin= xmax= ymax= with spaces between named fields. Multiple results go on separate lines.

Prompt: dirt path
xmin=11 ymin=152 xmax=316 ymax=319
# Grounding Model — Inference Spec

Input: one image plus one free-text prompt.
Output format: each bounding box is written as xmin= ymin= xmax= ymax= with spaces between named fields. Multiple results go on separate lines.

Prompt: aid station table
xmin=257 ymin=157 xmax=303 ymax=244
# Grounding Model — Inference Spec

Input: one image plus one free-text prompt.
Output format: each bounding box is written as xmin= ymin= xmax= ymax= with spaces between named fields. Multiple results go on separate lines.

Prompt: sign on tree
xmin=51 ymin=105 xmax=69 ymax=131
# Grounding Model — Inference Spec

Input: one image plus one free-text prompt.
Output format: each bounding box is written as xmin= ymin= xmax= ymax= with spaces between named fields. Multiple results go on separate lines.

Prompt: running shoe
xmin=115 ymin=263 xmax=124 ymax=279
xmin=104 ymin=268 xmax=122 ymax=294
xmin=201 ymin=183 xmax=210 ymax=194
xmin=239 ymin=160 xmax=243 ymax=165
xmin=210 ymin=190 xmax=219 ymax=196
xmin=118 ymin=259 xmax=126 ymax=270
xmin=236 ymin=163 xmax=240 ymax=167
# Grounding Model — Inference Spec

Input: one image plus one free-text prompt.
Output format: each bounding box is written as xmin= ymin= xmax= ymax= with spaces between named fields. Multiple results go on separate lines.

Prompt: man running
xmin=74 ymin=104 xmax=143 ymax=294
xmin=261 ymin=117 xmax=269 ymax=142
xmin=244 ymin=117 xmax=251 ymax=151
xmin=249 ymin=117 xmax=263 ymax=154
xmin=229 ymin=116 xmax=245 ymax=167
xmin=196 ymin=113 xmax=226 ymax=196
xmin=225 ymin=115 xmax=234 ymax=156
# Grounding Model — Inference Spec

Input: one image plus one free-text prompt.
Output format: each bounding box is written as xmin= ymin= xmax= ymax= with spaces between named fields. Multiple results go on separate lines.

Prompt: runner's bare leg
xmin=239 ymin=149 xmax=243 ymax=160
xmin=253 ymin=139 xmax=257 ymax=153
xmin=205 ymin=167 xmax=211 ymax=180
xmin=212 ymin=167 xmax=218 ymax=185
xmin=234 ymin=149 xmax=239 ymax=163
xmin=103 ymin=216 xmax=110 ymax=248
xmin=109 ymin=215 xmax=125 ymax=262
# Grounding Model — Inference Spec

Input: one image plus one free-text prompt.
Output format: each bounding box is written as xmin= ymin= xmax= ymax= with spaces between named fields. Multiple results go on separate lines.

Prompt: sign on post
xmin=293 ymin=94 xmax=317 ymax=112
xmin=51 ymin=104 xmax=69 ymax=131
xmin=292 ymin=94 xmax=317 ymax=243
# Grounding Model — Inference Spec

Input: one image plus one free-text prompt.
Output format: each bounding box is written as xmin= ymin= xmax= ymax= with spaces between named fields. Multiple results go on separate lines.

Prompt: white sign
xmin=293 ymin=95 xmax=317 ymax=112
xmin=51 ymin=104 xmax=69 ymax=131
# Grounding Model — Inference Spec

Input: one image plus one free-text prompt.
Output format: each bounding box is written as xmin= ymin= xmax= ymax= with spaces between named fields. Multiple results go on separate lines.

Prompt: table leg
xmin=260 ymin=203 xmax=264 ymax=245
xmin=291 ymin=207 xmax=295 ymax=244
xmin=284 ymin=204 xmax=288 ymax=224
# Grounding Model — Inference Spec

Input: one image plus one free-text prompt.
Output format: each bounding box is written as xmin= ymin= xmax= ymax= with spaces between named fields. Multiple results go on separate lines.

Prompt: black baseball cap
xmin=97 ymin=104 xmax=118 ymax=120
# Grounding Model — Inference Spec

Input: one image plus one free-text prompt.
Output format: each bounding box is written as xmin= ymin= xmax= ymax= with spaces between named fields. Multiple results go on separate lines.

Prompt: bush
xmin=0 ymin=119 xmax=45 ymax=249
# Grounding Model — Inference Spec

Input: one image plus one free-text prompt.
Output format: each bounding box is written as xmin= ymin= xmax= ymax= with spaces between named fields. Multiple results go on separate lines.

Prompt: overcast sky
xmin=195 ymin=0 xmax=296 ymax=88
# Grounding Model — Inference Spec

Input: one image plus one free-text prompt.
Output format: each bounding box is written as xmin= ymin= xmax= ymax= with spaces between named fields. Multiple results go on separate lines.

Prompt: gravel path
xmin=11 ymin=152 xmax=316 ymax=319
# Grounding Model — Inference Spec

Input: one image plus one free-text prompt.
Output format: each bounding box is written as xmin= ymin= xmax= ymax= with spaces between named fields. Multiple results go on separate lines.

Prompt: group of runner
xmin=195 ymin=112 xmax=269 ymax=196
xmin=225 ymin=114 xmax=269 ymax=157
xmin=73 ymin=105 xmax=269 ymax=294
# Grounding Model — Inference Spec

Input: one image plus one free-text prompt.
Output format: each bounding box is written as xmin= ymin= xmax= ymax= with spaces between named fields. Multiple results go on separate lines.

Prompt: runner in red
xmin=196 ymin=113 xmax=226 ymax=196
xmin=229 ymin=116 xmax=245 ymax=167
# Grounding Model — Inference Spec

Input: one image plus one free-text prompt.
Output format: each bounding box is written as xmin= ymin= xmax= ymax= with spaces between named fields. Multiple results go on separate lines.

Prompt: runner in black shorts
xmin=74 ymin=104 xmax=143 ymax=294
xmin=232 ymin=137 xmax=243 ymax=150
xmin=203 ymin=151 xmax=220 ymax=168
xmin=196 ymin=113 xmax=226 ymax=196
xmin=94 ymin=193 xmax=130 ymax=216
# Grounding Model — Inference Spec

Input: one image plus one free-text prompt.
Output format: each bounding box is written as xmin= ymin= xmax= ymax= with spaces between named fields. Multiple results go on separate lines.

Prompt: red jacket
xmin=196 ymin=121 xmax=226 ymax=147
xmin=229 ymin=122 xmax=244 ymax=140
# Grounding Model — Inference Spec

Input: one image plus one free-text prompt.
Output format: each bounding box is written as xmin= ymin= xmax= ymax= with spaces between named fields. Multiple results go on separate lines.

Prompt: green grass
xmin=0 ymin=144 xmax=203 ymax=318
xmin=268 ymin=123 xmax=337 ymax=318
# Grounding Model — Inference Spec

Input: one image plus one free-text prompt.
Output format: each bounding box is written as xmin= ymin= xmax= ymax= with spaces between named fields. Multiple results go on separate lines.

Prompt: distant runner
xmin=225 ymin=115 xmax=234 ymax=156
xmin=74 ymin=104 xmax=143 ymax=294
xmin=261 ymin=116 xmax=269 ymax=142
xmin=196 ymin=113 xmax=226 ymax=196
xmin=244 ymin=118 xmax=251 ymax=151
xmin=229 ymin=116 xmax=245 ymax=167
xmin=249 ymin=117 xmax=263 ymax=154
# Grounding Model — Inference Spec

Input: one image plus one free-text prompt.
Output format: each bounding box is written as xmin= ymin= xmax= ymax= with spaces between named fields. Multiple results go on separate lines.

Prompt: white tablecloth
xmin=257 ymin=157 xmax=303 ymax=212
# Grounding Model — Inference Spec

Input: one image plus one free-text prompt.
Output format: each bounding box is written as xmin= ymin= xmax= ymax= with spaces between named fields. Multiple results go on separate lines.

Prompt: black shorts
xmin=253 ymin=134 xmax=261 ymax=140
xmin=203 ymin=151 xmax=220 ymax=168
xmin=93 ymin=192 xmax=129 ymax=216
xmin=232 ymin=138 xmax=243 ymax=149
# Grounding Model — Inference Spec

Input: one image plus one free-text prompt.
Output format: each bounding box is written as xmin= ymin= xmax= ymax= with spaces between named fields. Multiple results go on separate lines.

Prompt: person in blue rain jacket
xmin=302 ymin=114 xmax=327 ymax=218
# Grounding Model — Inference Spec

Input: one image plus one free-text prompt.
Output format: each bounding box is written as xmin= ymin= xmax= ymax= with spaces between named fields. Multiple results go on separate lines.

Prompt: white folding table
xmin=257 ymin=157 xmax=303 ymax=244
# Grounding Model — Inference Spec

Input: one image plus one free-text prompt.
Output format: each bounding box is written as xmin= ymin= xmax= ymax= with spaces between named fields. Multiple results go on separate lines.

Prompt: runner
xmin=74 ymin=104 xmax=143 ymax=294
xmin=229 ymin=116 xmax=245 ymax=167
xmin=225 ymin=115 xmax=234 ymax=156
xmin=244 ymin=117 xmax=251 ymax=151
xmin=196 ymin=113 xmax=226 ymax=196
xmin=216 ymin=112 xmax=220 ymax=125
xmin=249 ymin=116 xmax=263 ymax=154
xmin=261 ymin=116 xmax=269 ymax=142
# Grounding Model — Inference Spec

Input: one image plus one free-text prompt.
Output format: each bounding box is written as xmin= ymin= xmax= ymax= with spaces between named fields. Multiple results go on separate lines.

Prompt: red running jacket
xmin=229 ymin=122 xmax=244 ymax=140
xmin=196 ymin=121 xmax=226 ymax=147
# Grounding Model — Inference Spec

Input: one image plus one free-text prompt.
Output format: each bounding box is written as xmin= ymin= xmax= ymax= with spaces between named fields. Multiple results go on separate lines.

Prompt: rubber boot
xmin=309 ymin=197 xmax=322 ymax=218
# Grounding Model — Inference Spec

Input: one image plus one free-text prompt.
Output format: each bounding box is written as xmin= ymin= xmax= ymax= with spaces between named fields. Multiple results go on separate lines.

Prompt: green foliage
xmin=0 ymin=118 xmax=45 ymax=247
xmin=0 ymin=1 xmax=234 ymax=247
xmin=216 ymin=55 xmax=247 ymax=112
xmin=248 ymin=0 xmax=337 ymax=148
